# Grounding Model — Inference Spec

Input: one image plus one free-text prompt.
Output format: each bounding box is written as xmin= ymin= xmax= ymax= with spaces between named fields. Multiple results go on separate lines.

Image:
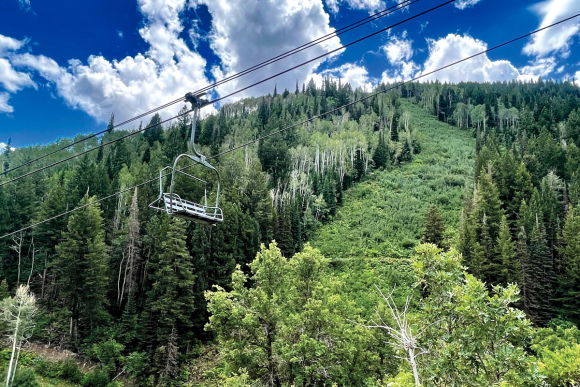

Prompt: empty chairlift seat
xmin=149 ymin=92 xmax=224 ymax=226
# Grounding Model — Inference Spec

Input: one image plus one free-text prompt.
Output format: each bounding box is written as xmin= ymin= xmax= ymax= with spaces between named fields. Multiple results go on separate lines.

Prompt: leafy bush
xmin=0 ymin=369 xmax=40 ymax=387
xmin=34 ymin=358 xmax=82 ymax=383
xmin=81 ymin=369 xmax=111 ymax=387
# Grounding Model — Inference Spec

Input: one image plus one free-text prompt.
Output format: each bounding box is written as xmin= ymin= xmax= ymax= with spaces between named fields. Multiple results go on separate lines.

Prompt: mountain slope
xmin=311 ymin=100 xmax=475 ymax=259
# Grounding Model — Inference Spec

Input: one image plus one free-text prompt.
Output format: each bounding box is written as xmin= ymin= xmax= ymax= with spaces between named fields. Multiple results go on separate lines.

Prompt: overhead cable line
xmin=0 ymin=0 xmax=447 ymax=188
xmin=3 ymin=12 xmax=578 ymax=240
xmin=2 ymin=0 xmax=417 ymax=177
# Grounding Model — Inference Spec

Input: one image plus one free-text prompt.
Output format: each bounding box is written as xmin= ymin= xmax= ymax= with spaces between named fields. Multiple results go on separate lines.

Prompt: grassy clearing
xmin=311 ymin=100 xmax=475 ymax=259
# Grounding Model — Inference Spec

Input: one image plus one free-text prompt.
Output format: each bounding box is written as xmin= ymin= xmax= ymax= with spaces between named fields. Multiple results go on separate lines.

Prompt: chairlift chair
xmin=149 ymin=92 xmax=224 ymax=225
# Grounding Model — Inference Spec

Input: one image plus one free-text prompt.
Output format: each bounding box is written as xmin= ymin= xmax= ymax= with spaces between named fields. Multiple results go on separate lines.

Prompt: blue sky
xmin=0 ymin=0 xmax=579 ymax=148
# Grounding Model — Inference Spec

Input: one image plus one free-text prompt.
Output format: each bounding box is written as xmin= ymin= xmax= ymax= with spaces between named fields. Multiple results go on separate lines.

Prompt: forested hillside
xmin=1 ymin=78 xmax=580 ymax=386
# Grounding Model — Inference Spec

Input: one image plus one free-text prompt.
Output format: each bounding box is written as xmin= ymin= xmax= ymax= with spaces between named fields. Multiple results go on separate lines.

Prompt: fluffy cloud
xmin=0 ymin=34 xmax=36 ymax=113
xmin=12 ymin=0 xmax=213 ymax=123
xmin=0 ymin=58 xmax=35 ymax=93
xmin=0 ymin=93 xmax=14 ymax=114
xmin=454 ymin=0 xmax=483 ymax=10
xmin=523 ymin=0 xmax=580 ymax=57
xmin=382 ymin=31 xmax=413 ymax=64
xmin=193 ymin=0 xmax=341 ymax=100
xmin=5 ymin=0 xmax=344 ymax=122
xmin=518 ymin=57 xmax=557 ymax=81
xmin=419 ymin=34 xmax=520 ymax=82
xmin=314 ymin=63 xmax=373 ymax=90
xmin=379 ymin=32 xmax=419 ymax=84
xmin=325 ymin=0 xmax=385 ymax=14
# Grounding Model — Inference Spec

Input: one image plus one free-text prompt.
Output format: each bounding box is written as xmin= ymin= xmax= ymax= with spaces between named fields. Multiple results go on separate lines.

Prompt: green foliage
xmin=312 ymin=101 xmax=474 ymax=259
xmin=412 ymin=244 xmax=542 ymax=386
xmin=532 ymin=326 xmax=580 ymax=386
xmin=80 ymin=369 xmax=110 ymax=387
xmin=87 ymin=339 xmax=124 ymax=375
xmin=34 ymin=358 xmax=83 ymax=383
xmin=206 ymin=243 xmax=392 ymax=386
xmin=422 ymin=205 xmax=445 ymax=247
xmin=54 ymin=194 xmax=109 ymax=338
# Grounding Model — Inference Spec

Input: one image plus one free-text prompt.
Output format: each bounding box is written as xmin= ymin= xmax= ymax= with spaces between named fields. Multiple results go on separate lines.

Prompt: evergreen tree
xmin=141 ymin=218 xmax=195 ymax=355
xmin=510 ymin=163 xmax=534 ymax=221
xmin=143 ymin=113 xmax=164 ymax=147
xmin=390 ymin=112 xmax=399 ymax=142
xmin=54 ymin=195 xmax=109 ymax=339
xmin=527 ymin=217 xmax=554 ymax=326
xmin=275 ymin=206 xmax=294 ymax=257
xmin=372 ymin=131 xmax=389 ymax=169
xmin=566 ymin=108 xmax=580 ymax=146
xmin=556 ymin=207 xmax=580 ymax=324
xmin=106 ymin=113 xmax=115 ymax=133
xmin=0 ymin=280 xmax=8 ymax=300
xmin=496 ymin=215 xmax=519 ymax=285
xmin=422 ymin=205 xmax=445 ymax=247
xmin=477 ymin=170 xmax=504 ymax=242
xmin=273 ymin=84 xmax=278 ymax=97
xmin=295 ymin=81 xmax=299 ymax=95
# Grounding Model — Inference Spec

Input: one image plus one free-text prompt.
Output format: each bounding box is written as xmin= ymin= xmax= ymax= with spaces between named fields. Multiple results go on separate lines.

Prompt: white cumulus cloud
xmin=382 ymin=31 xmax=413 ymax=64
xmin=518 ymin=57 xmax=557 ymax=81
xmin=0 ymin=93 xmax=14 ymax=114
xmin=325 ymin=0 xmax=385 ymax=14
xmin=0 ymin=34 xmax=36 ymax=113
xmin=192 ymin=0 xmax=342 ymax=100
xmin=454 ymin=0 xmax=483 ymax=10
xmin=12 ymin=0 xmax=213 ymax=123
xmin=523 ymin=0 xmax=580 ymax=57
xmin=380 ymin=32 xmax=419 ymax=84
xmin=419 ymin=34 xmax=520 ymax=83
xmin=316 ymin=63 xmax=373 ymax=90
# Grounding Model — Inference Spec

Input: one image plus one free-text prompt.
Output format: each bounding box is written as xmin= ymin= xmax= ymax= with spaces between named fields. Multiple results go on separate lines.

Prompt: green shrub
xmin=81 ymin=369 xmax=110 ymax=387
xmin=61 ymin=359 xmax=83 ymax=383
xmin=0 ymin=369 xmax=40 ymax=387
xmin=34 ymin=358 xmax=82 ymax=383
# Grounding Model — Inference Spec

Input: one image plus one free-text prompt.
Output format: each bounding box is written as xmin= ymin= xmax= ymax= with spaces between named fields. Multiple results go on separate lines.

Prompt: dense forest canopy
xmin=0 ymin=77 xmax=580 ymax=386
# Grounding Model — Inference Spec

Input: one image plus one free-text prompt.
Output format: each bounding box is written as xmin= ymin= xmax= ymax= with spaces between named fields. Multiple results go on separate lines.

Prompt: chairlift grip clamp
xmin=185 ymin=92 xmax=209 ymax=108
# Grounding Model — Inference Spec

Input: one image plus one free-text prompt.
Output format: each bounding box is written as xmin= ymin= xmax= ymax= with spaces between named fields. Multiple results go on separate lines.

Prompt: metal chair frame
xmin=149 ymin=93 xmax=223 ymax=225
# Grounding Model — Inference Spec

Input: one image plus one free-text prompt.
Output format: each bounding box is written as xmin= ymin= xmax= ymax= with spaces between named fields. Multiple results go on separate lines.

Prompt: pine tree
xmin=119 ymin=292 xmax=138 ymax=347
xmin=556 ymin=207 xmax=580 ymax=324
xmin=496 ymin=215 xmax=519 ymax=285
xmin=295 ymin=81 xmax=300 ymax=95
xmin=517 ymin=226 xmax=531 ymax=312
xmin=273 ymin=84 xmax=278 ymax=97
xmin=422 ymin=205 xmax=445 ymax=247
xmin=142 ymin=218 xmax=195 ymax=352
xmin=275 ymin=206 xmax=294 ymax=257
xmin=510 ymin=162 xmax=534 ymax=221
xmin=0 ymin=280 xmax=8 ymax=300
xmin=106 ymin=113 xmax=115 ymax=133
xmin=390 ymin=112 xmax=399 ymax=142
xmin=373 ymin=131 xmax=389 ymax=169
xmin=527 ymin=216 xmax=554 ymax=326
xmin=54 ymin=195 xmax=109 ymax=338
xmin=477 ymin=170 xmax=504 ymax=242
xmin=143 ymin=113 xmax=164 ymax=147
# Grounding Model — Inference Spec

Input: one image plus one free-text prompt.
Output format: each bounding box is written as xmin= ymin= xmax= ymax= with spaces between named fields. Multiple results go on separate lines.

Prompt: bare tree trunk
xmin=6 ymin=307 xmax=21 ymax=387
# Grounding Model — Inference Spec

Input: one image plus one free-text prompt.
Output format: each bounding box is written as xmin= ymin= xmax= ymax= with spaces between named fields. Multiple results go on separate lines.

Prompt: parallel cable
xmin=2 ymin=0 xmax=416 ymax=177
xmin=0 ymin=0 xmax=445 ymax=187
xmin=0 ymin=110 xmax=193 ymax=187
xmin=4 ymin=10 xmax=577 ymax=240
